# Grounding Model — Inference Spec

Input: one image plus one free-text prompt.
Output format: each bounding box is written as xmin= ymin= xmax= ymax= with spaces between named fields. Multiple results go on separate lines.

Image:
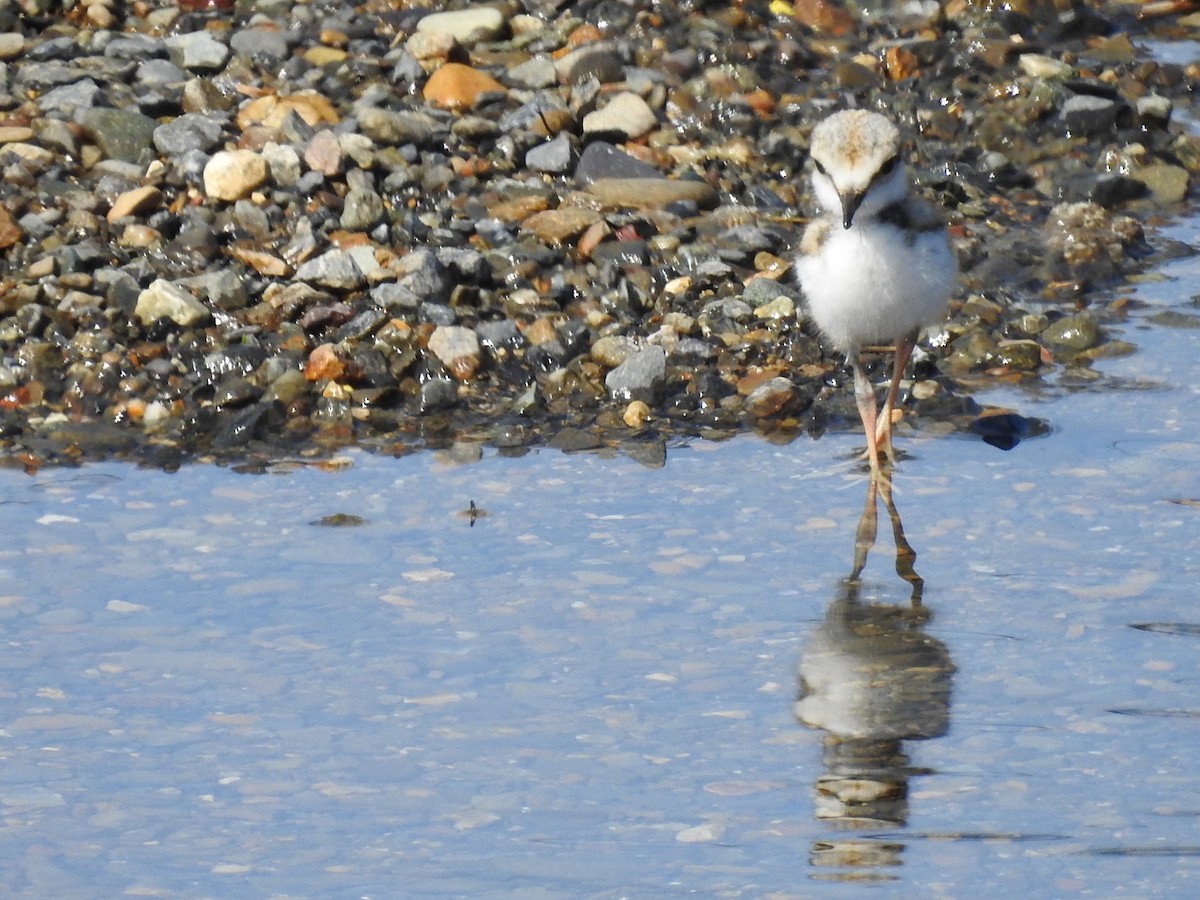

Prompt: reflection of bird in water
xmin=795 ymin=474 xmax=954 ymax=866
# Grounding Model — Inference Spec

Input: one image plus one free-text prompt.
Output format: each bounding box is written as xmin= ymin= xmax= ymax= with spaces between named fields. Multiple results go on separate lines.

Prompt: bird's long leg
xmin=875 ymin=331 xmax=917 ymax=464
xmin=851 ymin=352 xmax=882 ymax=475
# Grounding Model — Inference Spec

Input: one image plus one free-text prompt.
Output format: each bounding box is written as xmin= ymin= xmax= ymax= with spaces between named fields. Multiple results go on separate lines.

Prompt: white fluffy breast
xmin=797 ymin=221 xmax=955 ymax=353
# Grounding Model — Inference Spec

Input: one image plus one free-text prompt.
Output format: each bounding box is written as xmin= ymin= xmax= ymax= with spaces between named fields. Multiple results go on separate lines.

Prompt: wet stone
xmin=605 ymin=346 xmax=666 ymax=404
xmin=38 ymin=78 xmax=102 ymax=113
xmin=80 ymin=108 xmax=157 ymax=164
xmin=204 ymin=150 xmax=269 ymax=202
xmin=427 ymin=325 xmax=481 ymax=381
xmin=1135 ymin=163 xmax=1189 ymax=205
xmin=295 ymin=250 xmax=366 ymax=292
xmin=585 ymin=178 xmax=717 ymax=209
xmin=137 ymin=59 xmax=187 ymax=86
xmin=1042 ymin=313 xmax=1100 ymax=351
xmin=416 ymin=7 xmax=505 ymax=46
xmin=743 ymin=377 xmax=796 ymax=418
xmin=1061 ymin=94 xmax=1120 ymax=136
xmin=166 ymin=31 xmax=230 ymax=71
xmin=230 ymin=27 xmax=291 ymax=66
xmin=526 ymin=133 xmax=577 ymax=174
xmin=420 ymin=377 xmax=458 ymax=413
xmin=507 ymin=56 xmax=558 ymax=90
xmin=583 ymin=92 xmax=658 ymax=140
xmin=135 ymin=280 xmax=209 ymax=327
xmin=154 ymin=113 xmax=225 ymax=156
xmin=423 ymin=63 xmax=506 ymax=111
xmin=575 ymin=141 xmax=661 ymax=184
xmin=555 ymin=43 xmax=624 ymax=85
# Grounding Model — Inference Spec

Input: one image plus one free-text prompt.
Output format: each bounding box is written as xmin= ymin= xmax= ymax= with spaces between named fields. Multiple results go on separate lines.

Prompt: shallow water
xmin=2 ymin=218 xmax=1199 ymax=897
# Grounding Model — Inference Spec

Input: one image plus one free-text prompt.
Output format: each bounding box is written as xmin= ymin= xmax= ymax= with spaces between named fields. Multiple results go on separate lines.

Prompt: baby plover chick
xmin=795 ymin=109 xmax=957 ymax=474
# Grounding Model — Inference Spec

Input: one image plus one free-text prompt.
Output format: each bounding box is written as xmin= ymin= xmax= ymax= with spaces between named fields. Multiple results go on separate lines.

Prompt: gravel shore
xmin=0 ymin=0 xmax=1195 ymax=470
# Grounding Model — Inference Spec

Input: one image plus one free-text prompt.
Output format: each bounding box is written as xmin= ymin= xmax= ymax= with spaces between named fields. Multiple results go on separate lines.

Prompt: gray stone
xmin=37 ymin=78 xmax=101 ymax=114
xmin=395 ymin=248 xmax=446 ymax=300
xmin=526 ymin=133 xmax=577 ymax=174
xmin=507 ymin=56 xmax=558 ymax=90
xmin=435 ymin=247 xmax=487 ymax=282
xmin=605 ymin=346 xmax=666 ymax=403
xmin=165 ymin=31 xmax=230 ymax=72
xmin=295 ymin=250 xmax=366 ymax=291
xmin=229 ymin=28 xmax=290 ymax=66
xmin=419 ymin=377 xmax=458 ymax=413
xmin=575 ymin=141 xmax=660 ymax=185
xmin=105 ymin=35 xmax=166 ymax=60
xmin=13 ymin=62 xmax=83 ymax=90
xmin=476 ymin=319 xmax=522 ymax=351
xmin=153 ymin=113 xmax=226 ymax=156
xmin=356 ymin=108 xmax=445 ymax=146
xmin=554 ymin=43 xmax=624 ymax=84
xmin=261 ymin=142 xmax=301 ymax=186
xmin=371 ymin=282 xmax=422 ymax=310
xmin=80 ymin=108 xmax=157 ymax=164
xmin=389 ymin=50 xmax=425 ymax=87
xmin=340 ymin=188 xmax=385 ymax=230
xmin=1061 ymin=94 xmax=1120 ymax=136
xmin=136 ymin=58 xmax=186 ymax=86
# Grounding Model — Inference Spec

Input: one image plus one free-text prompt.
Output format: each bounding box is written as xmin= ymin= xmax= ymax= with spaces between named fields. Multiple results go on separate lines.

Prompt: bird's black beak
xmin=840 ymin=191 xmax=863 ymax=230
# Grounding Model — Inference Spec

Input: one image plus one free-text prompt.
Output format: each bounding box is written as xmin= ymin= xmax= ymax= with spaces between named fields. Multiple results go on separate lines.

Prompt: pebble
xmin=585 ymin=177 xmax=718 ymax=209
xmin=526 ymin=133 xmax=577 ymax=174
xmin=135 ymin=280 xmax=209 ymax=327
xmin=153 ymin=113 xmax=226 ymax=156
xmin=165 ymin=32 xmax=231 ymax=71
xmin=744 ymin=377 xmax=796 ymax=418
xmin=203 ymin=150 xmax=269 ymax=201
xmin=582 ymin=92 xmax=658 ymax=139
xmin=80 ymin=108 xmax=157 ymax=164
xmin=0 ymin=33 xmax=25 ymax=60
xmin=106 ymin=186 xmax=162 ymax=223
xmin=605 ymin=346 xmax=666 ymax=404
xmin=1135 ymin=163 xmax=1189 ymax=204
xmin=428 ymin=325 xmax=482 ymax=381
xmin=521 ymin=207 xmax=604 ymax=246
xmin=295 ymin=249 xmax=366 ymax=291
xmin=1042 ymin=314 xmax=1100 ymax=352
xmin=1061 ymin=94 xmax=1121 ymax=136
xmin=416 ymin=8 xmax=506 ymax=46
xmin=229 ymin=27 xmax=290 ymax=66
xmin=575 ymin=141 xmax=661 ymax=184
xmin=422 ymin=63 xmax=507 ymax=111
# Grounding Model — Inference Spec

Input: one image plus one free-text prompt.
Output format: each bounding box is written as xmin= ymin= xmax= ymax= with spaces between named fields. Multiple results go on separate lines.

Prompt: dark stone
xmin=574 ymin=141 xmax=661 ymax=185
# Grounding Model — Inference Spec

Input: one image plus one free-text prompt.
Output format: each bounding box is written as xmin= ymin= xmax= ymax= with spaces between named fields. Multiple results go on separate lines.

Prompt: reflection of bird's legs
xmin=851 ymin=351 xmax=883 ymax=476
xmin=850 ymin=471 xmax=880 ymax=583
xmin=877 ymin=472 xmax=924 ymax=607
xmin=875 ymin=332 xmax=917 ymax=465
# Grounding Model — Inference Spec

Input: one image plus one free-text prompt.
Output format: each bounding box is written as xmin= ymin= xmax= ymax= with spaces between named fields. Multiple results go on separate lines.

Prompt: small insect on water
xmin=456 ymin=499 xmax=489 ymax=527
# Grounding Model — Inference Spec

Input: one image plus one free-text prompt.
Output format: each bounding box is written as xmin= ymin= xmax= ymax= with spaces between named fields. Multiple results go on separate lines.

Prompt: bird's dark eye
xmin=877 ymin=156 xmax=898 ymax=177
xmin=812 ymin=158 xmax=828 ymax=175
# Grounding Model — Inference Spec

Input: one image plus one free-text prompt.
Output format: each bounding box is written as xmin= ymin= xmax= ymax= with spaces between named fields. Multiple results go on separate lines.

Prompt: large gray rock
xmin=605 ymin=346 xmax=666 ymax=404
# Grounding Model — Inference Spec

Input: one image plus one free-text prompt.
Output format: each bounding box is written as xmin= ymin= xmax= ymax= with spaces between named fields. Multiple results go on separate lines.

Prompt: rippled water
xmin=2 ymin=221 xmax=1199 ymax=897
